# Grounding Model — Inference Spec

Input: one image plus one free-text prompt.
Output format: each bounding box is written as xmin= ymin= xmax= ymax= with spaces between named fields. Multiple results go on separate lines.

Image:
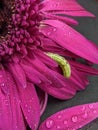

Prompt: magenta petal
xmin=0 ymin=72 xmax=26 ymax=130
xmin=21 ymin=61 xmax=51 ymax=84
xmin=0 ymin=67 xmax=9 ymax=94
xmin=69 ymin=60 xmax=98 ymax=75
xmin=70 ymin=67 xmax=89 ymax=90
xmin=40 ymin=0 xmax=94 ymax=17
xmin=8 ymin=63 xmax=27 ymax=88
xmin=41 ymin=20 xmax=98 ymax=64
xmin=33 ymin=50 xmax=58 ymax=67
xmin=39 ymin=83 xmax=76 ymax=100
xmin=42 ymin=13 xmax=79 ymax=25
xmin=39 ymin=103 xmax=98 ymax=130
xmin=37 ymin=88 xmax=48 ymax=116
xmin=19 ymin=83 xmax=40 ymax=130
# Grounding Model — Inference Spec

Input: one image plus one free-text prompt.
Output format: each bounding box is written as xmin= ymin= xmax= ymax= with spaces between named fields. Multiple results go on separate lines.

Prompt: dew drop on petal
xmin=47 ymin=32 xmax=51 ymax=36
xmin=93 ymin=110 xmax=97 ymax=114
xmin=45 ymin=119 xmax=54 ymax=128
xmin=53 ymin=28 xmax=56 ymax=32
xmin=78 ymin=125 xmax=82 ymax=129
xmin=72 ymin=129 xmax=76 ymax=130
xmin=63 ymin=120 xmax=68 ymax=125
xmin=82 ymin=112 xmax=88 ymax=119
xmin=1 ymin=83 xmax=5 ymax=87
xmin=57 ymin=115 xmax=62 ymax=119
xmin=28 ymin=109 xmax=30 ymax=113
xmin=0 ymin=75 xmax=3 ymax=78
xmin=25 ymin=104 xmax=28 ymax=107
xmin=71 ymin=116 xmax=78 ymax=123
xmin=88 ymin=104 xmax=94 ymax=109
xmin=56 ymin=125 xmax=61 ymax=129
xmin=81 ymin=106 xmax=86 ymax=111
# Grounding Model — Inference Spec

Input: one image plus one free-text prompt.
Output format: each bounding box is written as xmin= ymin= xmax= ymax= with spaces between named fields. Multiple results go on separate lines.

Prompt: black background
xmin=41 ymin=0 xmax=98 ymax=130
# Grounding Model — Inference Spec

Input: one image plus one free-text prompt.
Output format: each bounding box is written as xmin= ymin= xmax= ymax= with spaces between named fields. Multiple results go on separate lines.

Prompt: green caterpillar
xmin=46 ymin=53 xmax=71 ymax=78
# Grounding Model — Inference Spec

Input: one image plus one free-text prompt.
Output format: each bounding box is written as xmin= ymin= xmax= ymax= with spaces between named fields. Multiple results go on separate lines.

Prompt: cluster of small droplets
xmin=0 ymin=0 xmax=41 ymax=60
xmin=44 ymin=104 xmax=98 ymax=130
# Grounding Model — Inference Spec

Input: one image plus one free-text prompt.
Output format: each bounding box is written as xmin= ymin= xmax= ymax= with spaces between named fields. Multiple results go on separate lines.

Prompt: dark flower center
xmin=0 ymin=0 xmax=4 ymax=9
xmin=0 ymin=0 xmax=14 ymax=38
xmin=0 ymin=0 xmax=41 ymax=60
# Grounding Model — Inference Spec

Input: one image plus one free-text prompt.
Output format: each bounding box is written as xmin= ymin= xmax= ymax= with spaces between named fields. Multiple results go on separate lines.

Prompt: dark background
xmin=41 ymin=0 xmax=98 ymax=129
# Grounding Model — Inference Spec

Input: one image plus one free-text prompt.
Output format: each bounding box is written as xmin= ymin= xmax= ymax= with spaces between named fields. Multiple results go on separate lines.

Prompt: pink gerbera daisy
xmin=0 ymin=0 xmax=98 ymax=130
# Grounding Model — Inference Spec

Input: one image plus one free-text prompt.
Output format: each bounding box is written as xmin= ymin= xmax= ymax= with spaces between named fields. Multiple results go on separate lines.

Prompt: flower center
xmin=0 ymin=0 xmax=41 ymax=60
xmin=0 ymin=0 xmax=4 ymax=9
xmin=0 ymin=0 xmax=14 ymax=38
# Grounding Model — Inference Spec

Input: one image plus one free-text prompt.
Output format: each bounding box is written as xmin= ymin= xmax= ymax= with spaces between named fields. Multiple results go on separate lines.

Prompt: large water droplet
xmin=71 ymin=116 xmax=78 ymax=123
xmin=46 ymin=119 xmax=54 ymax=128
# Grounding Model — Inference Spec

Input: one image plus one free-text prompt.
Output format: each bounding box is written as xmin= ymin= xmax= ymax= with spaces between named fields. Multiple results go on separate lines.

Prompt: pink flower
xmin=0 ymin=0 xmax=98 ymax=130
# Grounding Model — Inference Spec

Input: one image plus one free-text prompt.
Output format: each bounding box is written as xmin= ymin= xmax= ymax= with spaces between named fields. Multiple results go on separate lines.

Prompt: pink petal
xmin=0 ymin=71 xmax=26 ymax=130
xmin=70 ymin=66 xmax=89 ymax=90
xmin=69 ymin=60 xmax=98 ymax=75
xmin=39 ymin=83 xmax=76 ymax=100
xmin=41 ymin=20 xmax=98 ymax=64
xmin=8 ymin=63 xmax=27 ymax=88
xmin=0 ymin=67 xmax=9 ymax=94
xmin=41 ymin=38 xmax=79 ymax=58
xmin=33 ymin=49 xmax=58 ymax=67
xmin=40 ymin=0 xmax=95 ymax=17
xmin=19 ymin=83 xmax=40 ymax=130
xmin=21 ymin=60 xmax=51 ymax=84
xmin=37 ymin=88 xmax=48 ymax=116
xmin=27 ymin=56 xmax=69 ymax=88
xmin=39 ymin=103 xmax=98 ymax=130
xmin=41 ymin=12 xmax=79 ymax=25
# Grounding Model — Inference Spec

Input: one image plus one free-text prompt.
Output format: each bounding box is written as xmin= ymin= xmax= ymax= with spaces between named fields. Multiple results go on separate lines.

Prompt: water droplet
xmin=58 ymin=115 xmax=62 ymax=119
xmin=47 ymin=32 xmax=51 ymax=36
xmin=28 ymin=109 xmax=30 ymax=113
xmin=0 ymin=75 xmax=3 ymax=78
xmin=81 ymin=106 xmax=86 ymax=111
xmin=34 ymin=123 xmax=37 ymax=128
xmin=53 ymin=28 xmax=56 ymax=32
xmin=25 ymin=104 xmax=28 ymax=107
xmin=78 ymin=125 xmax=82 ymax=129
xmin=25 ymin=116 xmax=28 ymax=119
xmin=93 ymin=110 xmax=97 ymax=114
xmin=56 ymin=126 xmax=61 ymax=129
xmin=71 ymin=116 xmax=78 ymax=123
xmin=46 ymin=119 xmax=54 ymax=128
xmin=63 ymin=120 xmax=68 ymax=125
xmin=1 ymin=83 xmax=5 ymax=87
xmin=89 ymin=104 xmax=93 ymax=109
xmin=82 ymin=112 xmax=88 ymax=119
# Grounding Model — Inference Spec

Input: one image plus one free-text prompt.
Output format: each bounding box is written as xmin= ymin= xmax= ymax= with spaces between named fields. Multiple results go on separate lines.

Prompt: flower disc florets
xmin=0 ymin=0 xmax=41 ymax=61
